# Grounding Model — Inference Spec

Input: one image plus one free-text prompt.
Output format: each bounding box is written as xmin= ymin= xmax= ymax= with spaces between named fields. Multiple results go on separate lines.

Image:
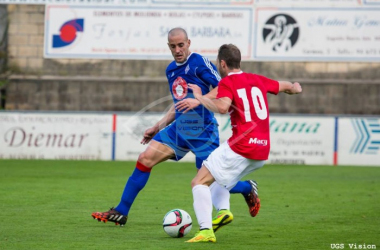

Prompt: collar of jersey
xmin=175 ymin=52 xmax=193 ymax=66
xmin=228 ymin=70 xmax=243 ymax=76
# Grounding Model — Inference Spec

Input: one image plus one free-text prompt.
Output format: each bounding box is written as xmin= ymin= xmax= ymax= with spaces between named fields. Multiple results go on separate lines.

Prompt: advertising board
xmin=0 ymin=112 xmax=113 ymax=160
xmin=254 ymin=8 xmax=380 ymax=61
xmin=44 ymin=5 xmax=252 ymax=60
xmin=338 ymin=117 xmax=380 ymax=166
xmin=1 ymin=112 xmax=379 ymax=166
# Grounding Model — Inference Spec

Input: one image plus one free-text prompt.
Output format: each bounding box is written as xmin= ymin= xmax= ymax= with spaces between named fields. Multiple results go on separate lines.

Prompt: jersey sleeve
xmin=216 ymin=78 xmax=233 ymax=100
xmin=257 ymin=75 xmax=279 ymax=95
xmin=197 ymin=56 xmax=221 ymax=88
xmin=165 ymin=63 xmax=172 ymax=81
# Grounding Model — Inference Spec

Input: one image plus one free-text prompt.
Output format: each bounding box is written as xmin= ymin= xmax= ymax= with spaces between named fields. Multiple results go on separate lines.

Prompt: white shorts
xmin=203 ymin=141 xmax=265 ymax=190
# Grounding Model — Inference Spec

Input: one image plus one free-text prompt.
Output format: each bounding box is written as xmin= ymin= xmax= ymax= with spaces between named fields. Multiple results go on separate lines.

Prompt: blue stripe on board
xmin=360 ymin=120 xmax=370 ymax=153
xmin=367 ymin=147 xmax=379 ymax=150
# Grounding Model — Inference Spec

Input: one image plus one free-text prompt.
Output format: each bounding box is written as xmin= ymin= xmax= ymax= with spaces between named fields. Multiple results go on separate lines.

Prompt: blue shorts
xmin=153 ymin=119 xmax=219 ymax=169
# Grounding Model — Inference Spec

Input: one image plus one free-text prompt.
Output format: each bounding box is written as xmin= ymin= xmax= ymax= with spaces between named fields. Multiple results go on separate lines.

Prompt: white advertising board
xmin=1 ymin=112 xmax=379 ymax=167
xmin=266 ymin=116 xmax=335 ymax=165
xmin=338 ymin=117 xmax=380 ymax=166
xmin=0 ymin=113 xmax=113 ymax=160
xmin=44 ymin=5 xmax=252 ymax=60
xmin=254 ymin=8 xmax=380 ymax=61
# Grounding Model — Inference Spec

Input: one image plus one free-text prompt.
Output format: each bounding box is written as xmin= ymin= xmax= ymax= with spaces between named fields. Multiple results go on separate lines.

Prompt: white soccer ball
xmin=162 ymin=208 xmax=192 ymax=238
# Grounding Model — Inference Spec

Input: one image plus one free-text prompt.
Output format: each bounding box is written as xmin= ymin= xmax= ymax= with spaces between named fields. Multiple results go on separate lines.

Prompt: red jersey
xmin=216 ymin=72 xmax=279 ymax=160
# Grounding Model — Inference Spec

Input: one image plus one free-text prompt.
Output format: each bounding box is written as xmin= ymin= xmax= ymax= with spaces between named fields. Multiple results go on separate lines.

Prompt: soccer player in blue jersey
xmin=91 ymin=28 xmax=259 ymax=227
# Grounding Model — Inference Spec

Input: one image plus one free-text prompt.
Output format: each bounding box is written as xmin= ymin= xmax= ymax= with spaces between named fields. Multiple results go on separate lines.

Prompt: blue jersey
xmin=153 ymin=53 xmax=221 ymax=168
xmin=166 ymin=53 xmax=221 ymax=124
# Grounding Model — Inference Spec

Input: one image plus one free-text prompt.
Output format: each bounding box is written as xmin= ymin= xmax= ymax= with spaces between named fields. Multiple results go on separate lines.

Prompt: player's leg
xmin=199 ymin=160 xmax=233 ymax=233
xmin=209 ymin=182 xmax=233 ymax=233
xmin=230 ymin=180 xmax=254 ymax=195
xmin=209 ymin=181 xmax=230 ymax=211
xmin=191 ymin=124 xmax=253 ymax=210
xmin=114 ymin=140 xmax=175 ymax=215
xmin=191 ymin=125 xmax=229 ymax=208
xmin=92 ymin=121 xmax=189 ymax=226
xmin=203 ymin=142 xmax=264 ymax=232
xmin=194 ymin=141 xmax=236 ymax=233
xmin=186 ymin=166 xmax=216 ymax=243
xmin=196 ymin=157 xmax=230 ymax=211
xmin=242 ymin=180 xmax=261 ymax=217
xmin=91 ymin=140 xmax=175 ymax=226
xmin=196 ymin=154 xmax=260 ymax=219
xmin=230 ymin=179 xmax=261 ymax=217
xmin=190 ymin=128 xmax=234 ymax=232
xmin=225 ymin=159 xmax=265 ymax=218
xmin=188 ymin=148 xmax=264 ymax=241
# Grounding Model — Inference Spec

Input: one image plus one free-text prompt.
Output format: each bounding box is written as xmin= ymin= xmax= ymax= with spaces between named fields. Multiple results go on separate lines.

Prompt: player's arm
xmin=176 ymin=57 xmax=220 ymax=113
xmin=155 ymin=104 xmax=176 ymax=129
xmin=188 ymin=84 xmax=231 ymax=114
xmin=278 ymin=81 xmax=302 ymax=95
xmin=175 ymin=97 xmax=201 ymax=113
xmin=204 ymin=86 xmax=218 ymax=99
xmin=175 ymin=86 xmax=219 ymax=113
xmin=141 ymin=104 xmax=175 ymax=145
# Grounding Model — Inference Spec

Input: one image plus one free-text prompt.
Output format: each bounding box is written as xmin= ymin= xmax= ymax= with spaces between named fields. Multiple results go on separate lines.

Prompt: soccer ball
xmin=162 ymin=209 xmax=192 ymax=238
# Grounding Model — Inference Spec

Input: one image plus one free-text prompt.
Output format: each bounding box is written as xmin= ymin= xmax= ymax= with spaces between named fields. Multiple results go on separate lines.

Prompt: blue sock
xmin=230 ymin=181 xmax=251 ymax=195
xmin=115 ymin=163 xmax=151 ymax=216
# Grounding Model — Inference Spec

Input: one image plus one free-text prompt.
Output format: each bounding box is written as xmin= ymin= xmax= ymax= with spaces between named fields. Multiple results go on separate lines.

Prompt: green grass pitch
xmin=0 ymin=160 xmax=379 ymax=250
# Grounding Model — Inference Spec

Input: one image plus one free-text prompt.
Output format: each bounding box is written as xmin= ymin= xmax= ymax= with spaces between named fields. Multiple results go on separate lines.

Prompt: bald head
xmin=167 ymin=27 xmax=191 ymax=63
xmin=168 ymin=27 xmax=188 ymax=41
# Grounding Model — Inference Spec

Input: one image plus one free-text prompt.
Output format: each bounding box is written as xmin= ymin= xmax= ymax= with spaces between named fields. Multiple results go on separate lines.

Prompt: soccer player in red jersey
xmin=186 ymin=44 xmax=302 ymax=243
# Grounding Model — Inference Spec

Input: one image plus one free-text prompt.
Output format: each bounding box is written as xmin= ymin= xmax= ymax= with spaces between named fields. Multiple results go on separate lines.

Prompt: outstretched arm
xmin=279 ymin=81 xmax=302 ymax=94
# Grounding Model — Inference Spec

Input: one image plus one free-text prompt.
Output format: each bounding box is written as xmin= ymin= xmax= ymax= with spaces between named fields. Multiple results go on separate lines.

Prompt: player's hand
xmin=188 ymin=84 xmax=202 ymax=98
xmin=293 ymin=82 xmax=302 ymax=94
xmin=175 ymin=98 xmax=201 ymax=113
xmin=141 ymin=126 xmax=158 ymax=145
xmin=289 ymin=82 xmax=302 ymax=94
xmin=284 ymin=82 xmax=302 ymax=95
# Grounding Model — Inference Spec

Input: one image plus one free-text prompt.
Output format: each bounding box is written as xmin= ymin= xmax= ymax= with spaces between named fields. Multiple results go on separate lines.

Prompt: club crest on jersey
xmin=172 ymin=76 xmax=188 ymax=100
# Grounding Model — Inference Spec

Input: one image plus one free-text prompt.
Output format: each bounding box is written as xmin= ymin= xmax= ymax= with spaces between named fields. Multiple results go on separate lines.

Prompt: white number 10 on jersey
xmin=237 ymin=87 xmax=268 ymax=122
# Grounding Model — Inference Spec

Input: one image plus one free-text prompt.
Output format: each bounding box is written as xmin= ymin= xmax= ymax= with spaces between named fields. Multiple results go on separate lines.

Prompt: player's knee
xmin=190 ymin=177 xmax=203 ymax=188
xmin=190 ymin=178 xmax=197 ymax=188
xmin=137 ymin=152 xmax=155 ymax=168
